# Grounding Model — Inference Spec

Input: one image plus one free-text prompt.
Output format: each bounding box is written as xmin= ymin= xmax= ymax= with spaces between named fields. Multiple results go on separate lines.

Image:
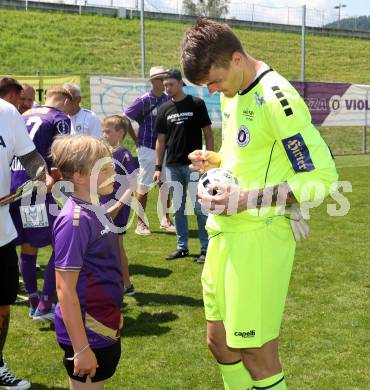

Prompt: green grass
xmin=7 ymin=153 xmax=370 ymax=389
xmin=0 ymin=9 xmax=369 ymax=94
xmin=1 ymin=11 xmax=369 ymax=387
xmin=0 ymin=9 xmax=369 ymax=155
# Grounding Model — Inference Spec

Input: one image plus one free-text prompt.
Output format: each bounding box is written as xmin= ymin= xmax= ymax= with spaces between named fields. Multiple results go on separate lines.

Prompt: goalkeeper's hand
xmin=283 ymin=204 xmax=309 ymax=242
xmin=188 ymin=149 xmax=221 ymax=174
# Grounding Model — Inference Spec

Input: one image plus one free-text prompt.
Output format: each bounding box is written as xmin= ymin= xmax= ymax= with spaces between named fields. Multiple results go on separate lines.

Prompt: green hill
xmin=1 ymin=9 xmax=370 ymax=389
xmin=0 ymin=8 xmax=369 ymax=102
xmin=1 ymin=8 xmax=369 ymax=154
xmin=325 ymin=15 xmax=370 ymax=31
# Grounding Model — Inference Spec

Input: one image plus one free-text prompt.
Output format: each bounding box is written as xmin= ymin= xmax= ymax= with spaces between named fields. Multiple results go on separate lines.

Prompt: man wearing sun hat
xmin=124 ymin=66 xmax=175 ymax=236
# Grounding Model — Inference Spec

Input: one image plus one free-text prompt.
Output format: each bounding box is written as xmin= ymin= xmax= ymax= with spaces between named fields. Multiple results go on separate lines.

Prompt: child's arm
xmin=108 ymin=175 xmax=137 ymax=220
xmin=56 ymin=270 xmax=98 ymax=379
xmin=108 ymin=153 xmax=138 ymax=220
xmin=107 ymin=187 xmax=133 ymax=220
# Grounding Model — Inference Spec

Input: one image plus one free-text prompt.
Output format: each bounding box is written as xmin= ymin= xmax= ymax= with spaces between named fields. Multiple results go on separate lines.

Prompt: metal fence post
xmin=363 ymin=126 xmax=367 ymax=154
xmin=363 ymin=90 xmax=369 ymax=154
xmin=140 ymin=0 xmax=145 ymax=78
xmin=301 ymin=5 xmax=306 ymax=82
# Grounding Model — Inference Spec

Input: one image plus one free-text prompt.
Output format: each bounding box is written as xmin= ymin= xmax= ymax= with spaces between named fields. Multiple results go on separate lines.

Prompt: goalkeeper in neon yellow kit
xmin=182 ymin=19 xmax=338 ymax=390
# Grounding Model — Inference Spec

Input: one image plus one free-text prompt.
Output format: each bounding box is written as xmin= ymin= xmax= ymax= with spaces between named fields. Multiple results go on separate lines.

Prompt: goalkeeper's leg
xmin=208 ymin=321 xmax=253 ymax=390
xmin=241 ymin=339 xmax=287 ymax=389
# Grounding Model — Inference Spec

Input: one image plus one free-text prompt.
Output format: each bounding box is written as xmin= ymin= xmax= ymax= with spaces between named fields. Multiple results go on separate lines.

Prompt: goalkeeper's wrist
xmin=244 ymin=184 xmax=293 ymax=210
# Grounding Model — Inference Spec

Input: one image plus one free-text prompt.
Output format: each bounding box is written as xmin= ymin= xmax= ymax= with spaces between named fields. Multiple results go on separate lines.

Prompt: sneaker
xmin=160 ymin=220 xmax=176 ymax=233
xmin=123 ymin=284 xmax=136 ymax=296
xmin=32 ymin=304 xmax=55 ymax=323
xmin=18 ymin=280 xmax=26 ymax=295
xmin=195 ymin=252 xmax=207 ymax=264
xmin=165 ymin=249 xmax=189 ymax=260
xmin=14 ymin=295 xmax=28 ymax=305
xmin=135 ymin=222 xmax=151 ymax=236
xmin=28 ymin=307 xmax=36 ymax=319
xmin=0 ymin=363 xmax=31 ymax=389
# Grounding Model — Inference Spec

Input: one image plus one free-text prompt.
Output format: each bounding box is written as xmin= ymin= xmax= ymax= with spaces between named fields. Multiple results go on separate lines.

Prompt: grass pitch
xmin=6 ymin=154 xmax=370 ymax=390
xmin=1 ymin=7 xmax=369 ymax=388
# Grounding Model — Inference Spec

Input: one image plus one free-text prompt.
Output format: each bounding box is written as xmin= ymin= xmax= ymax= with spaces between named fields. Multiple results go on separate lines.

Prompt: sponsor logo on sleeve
xmin=236 ymin=125 xmax=250 ymax=147
xmin=282 ymin=133 xmax=315 ymax=172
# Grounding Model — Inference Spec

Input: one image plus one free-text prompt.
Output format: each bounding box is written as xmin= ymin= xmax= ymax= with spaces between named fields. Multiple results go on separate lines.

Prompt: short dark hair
xmin=181 ymin=18 xmax=245 ymax=85
xmin=0 ymin=77 xmax=23 ymax=97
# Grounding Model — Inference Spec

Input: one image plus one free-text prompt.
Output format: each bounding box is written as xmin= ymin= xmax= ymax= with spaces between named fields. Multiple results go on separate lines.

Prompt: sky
xmin=142 ymin=0 xmax=370 ymax=24
xmin=245 ymin=1 xmax=370 ymax=17
xmin=145 ymin=0 xmax=370 ymax=17
xmin=53 ymin=1 xmax=370 ymax=24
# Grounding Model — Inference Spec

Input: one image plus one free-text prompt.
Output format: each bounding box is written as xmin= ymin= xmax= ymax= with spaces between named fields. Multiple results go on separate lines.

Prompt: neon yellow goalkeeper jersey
xmin=207 ymin=65 xmax=338 ymax=233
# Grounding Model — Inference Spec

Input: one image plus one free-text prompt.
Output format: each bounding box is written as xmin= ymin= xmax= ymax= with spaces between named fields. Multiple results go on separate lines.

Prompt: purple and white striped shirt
xmin=124 ymin=90 xmax=169 ymax=149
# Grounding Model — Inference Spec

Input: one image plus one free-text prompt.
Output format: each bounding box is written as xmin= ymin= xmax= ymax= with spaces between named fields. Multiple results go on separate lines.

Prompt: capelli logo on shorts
xmin=234 ymin=330 xmax=255 ymax=338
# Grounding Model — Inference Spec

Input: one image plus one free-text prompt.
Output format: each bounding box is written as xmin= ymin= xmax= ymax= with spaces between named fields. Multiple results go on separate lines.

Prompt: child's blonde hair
xmin=51 ymin=135 xmax=111 ymax=180
xmin=102 ymin=115 xmax=130 ymax=134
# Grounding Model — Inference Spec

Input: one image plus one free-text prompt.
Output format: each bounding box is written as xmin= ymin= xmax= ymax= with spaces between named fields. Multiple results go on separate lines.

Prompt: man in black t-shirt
xmin=153 ymin=68 xmax=214 ymax=263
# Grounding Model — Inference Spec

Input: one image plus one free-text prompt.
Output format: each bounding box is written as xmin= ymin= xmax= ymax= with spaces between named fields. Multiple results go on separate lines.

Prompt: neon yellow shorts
xmin=202 ymin=216 xmax=296 ymax=349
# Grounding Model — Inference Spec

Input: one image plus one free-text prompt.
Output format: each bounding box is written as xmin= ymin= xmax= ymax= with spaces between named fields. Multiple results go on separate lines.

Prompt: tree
xmin=183 ymin=0 xmax=230 ymax=19
xmin=324 ymin=15 xmax=370 ymax=31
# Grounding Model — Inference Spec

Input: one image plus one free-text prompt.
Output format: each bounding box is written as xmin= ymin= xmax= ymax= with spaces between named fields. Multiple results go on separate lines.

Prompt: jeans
xmin=166 ymin=165 xmax=208 ymax=253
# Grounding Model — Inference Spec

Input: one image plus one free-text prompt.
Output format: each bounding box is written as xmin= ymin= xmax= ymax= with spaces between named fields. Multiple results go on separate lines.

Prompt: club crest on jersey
xmin=57 ymin=120 xmax=70 ymax=134
xmin=254 ymin=92 xmax=265 ymax=106
xmin=76 ymin=125 xmax=82 ymax=132
xmin=236 ymin=125 xmax=250 ymax=147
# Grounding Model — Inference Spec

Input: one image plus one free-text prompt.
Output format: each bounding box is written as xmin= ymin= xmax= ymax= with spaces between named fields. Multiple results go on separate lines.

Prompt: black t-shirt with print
xmin=154 ymin=95 xmax=211 ymax=166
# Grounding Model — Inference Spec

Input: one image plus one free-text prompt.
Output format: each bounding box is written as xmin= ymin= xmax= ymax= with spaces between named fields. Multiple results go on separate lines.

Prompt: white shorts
xmin=137 ymin=146 xmax=167 ymax=193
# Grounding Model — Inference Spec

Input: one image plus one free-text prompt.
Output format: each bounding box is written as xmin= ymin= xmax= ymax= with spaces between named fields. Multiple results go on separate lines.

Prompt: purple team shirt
xmin=9 ymin=106 xmax=70 ymax=248
xmin=124 ymin=90 xmax=169 ymax=149
xmin=11 ymin=106 xmax=70 ymax=191
xmin=53 ymin=197 xmax=123 ymax=349
xmin=100 ymin=147 xmax=138 ymax=230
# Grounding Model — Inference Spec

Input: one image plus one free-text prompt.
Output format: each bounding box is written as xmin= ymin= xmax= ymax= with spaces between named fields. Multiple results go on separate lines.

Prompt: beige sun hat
xmin=149 ymin=66 xmax=168 ymax=80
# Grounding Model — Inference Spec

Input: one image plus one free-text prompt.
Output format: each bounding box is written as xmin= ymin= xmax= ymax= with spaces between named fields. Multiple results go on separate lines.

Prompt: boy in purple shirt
xmin=51 ymin=135 xmax=124 ymax=388
xmin=100 ymin=115 xmax=138 ymax=296
xmin=10 ymin=87 xmax=72 ymax=321
xmin=124 ymin=66 xmax=175 ymax=236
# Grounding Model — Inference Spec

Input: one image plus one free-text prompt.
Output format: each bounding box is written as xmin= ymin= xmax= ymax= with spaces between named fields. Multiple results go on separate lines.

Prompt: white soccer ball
xmin=198 ymin=168 xmax=238 ymax=196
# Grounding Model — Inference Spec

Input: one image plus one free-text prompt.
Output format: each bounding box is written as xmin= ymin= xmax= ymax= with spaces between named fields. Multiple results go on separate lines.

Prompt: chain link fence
xmin=1 ymin=0 xmax=369 ymax=154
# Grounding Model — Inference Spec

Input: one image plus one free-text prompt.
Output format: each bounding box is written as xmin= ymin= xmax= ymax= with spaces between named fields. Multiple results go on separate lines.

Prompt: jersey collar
xmin=238 ymin=68 xmax=273 ymax=96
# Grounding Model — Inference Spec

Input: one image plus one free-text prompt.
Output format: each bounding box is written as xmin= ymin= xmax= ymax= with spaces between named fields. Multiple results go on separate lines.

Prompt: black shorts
xmin=0 ymin=240 xmax=19 ymax=306
xmin=60 ymin=341 xmax=121 ymax=383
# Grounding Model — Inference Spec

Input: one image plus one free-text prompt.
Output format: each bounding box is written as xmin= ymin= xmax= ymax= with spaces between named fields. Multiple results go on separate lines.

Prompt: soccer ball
xmin=198 ymin=168 xmax=238 ymax=196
